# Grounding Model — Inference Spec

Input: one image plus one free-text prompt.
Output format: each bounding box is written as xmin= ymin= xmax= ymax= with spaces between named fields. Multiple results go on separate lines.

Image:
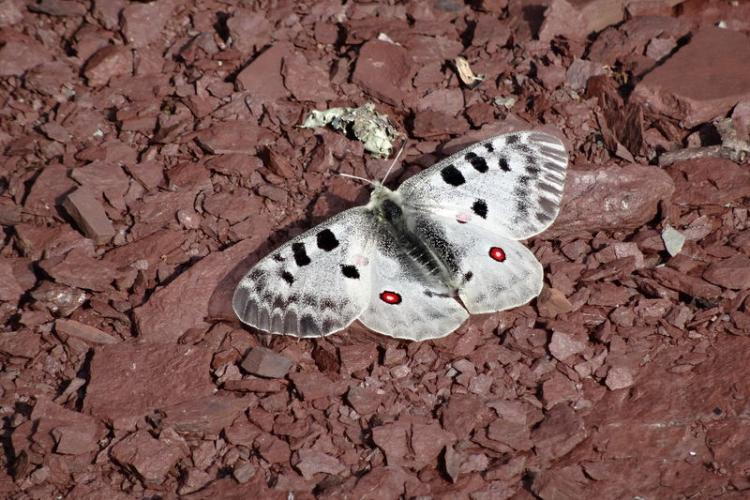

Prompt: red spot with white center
xmin=379 ymin=291 xmax=402 ymax=305
xmin=489 ymin=246 xmax=506 ymax=262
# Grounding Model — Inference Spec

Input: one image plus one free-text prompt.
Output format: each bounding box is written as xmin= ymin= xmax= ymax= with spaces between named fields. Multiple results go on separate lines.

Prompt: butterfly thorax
xmin=366 ymin=183 xmax=459 ymax=291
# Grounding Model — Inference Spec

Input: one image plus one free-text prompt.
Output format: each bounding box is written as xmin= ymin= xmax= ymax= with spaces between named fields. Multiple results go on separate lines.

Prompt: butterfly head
xmin=367 ymin=181 xmax=398 ymax=208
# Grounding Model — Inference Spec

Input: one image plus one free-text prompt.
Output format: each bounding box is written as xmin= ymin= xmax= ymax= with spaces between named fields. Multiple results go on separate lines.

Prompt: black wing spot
xmin=465 ymin=152 xmax=489 ymax=173
xmin=472 ymin=199 xmax=488 ymax=219
xmin=506 ymin=134 xmax=520 ymax=144
xmin=316 ymin=229 xmax=339 ymax=252
xmin=484 ymin=142 xmax=494 ymax=152
xmin=516 ymin=199 xmax=529 ymax=216
xmin=464 ymin=271 xmax=473 ymax=282
xmin=441 ymin=165 xmax=465 ymax=186
xmin=281 ymin=270 xmax=294 ymax=285
xmin=272 ymin=254 xmax=284 ymax=262
xmin=498 ymin=157 xmax=510 ymax=172
xmin=292 ymin=242 xmax=311 ymax=266
xmin=513 ymin=185 xmax=528 ymax=199
xmin=341 ymin=264 xmax=360 ymax=279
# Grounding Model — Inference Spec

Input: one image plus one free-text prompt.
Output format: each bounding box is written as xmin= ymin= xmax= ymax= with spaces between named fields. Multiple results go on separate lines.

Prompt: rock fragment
xmin=241 ymin=347 xmax=294 ymax=378
xmin=661 ymin=225 xmax=686 ymax=257
xmin=292 ymin=449 xmax=346 ymax=479
xmin=134 ymin=238 xmax=258 ymax=343
xmin=110 ymin=430 xmax=186 ymax=486
xmin=352 ymin=40 xmax=409 ymax=105
xmin=545 ymin=165 xmax=675 ymax=239
xmin=633 ymin=27 xmax=750 ymax=127
xmin=703 ymin=256 xmax=750 ymax=290
xmin=55 ymin=319 xmax=117 ymax=344
xmin=83 ymin=45 xmax=132 ymax=87
xmin=62 ymin=187 xmax=115 ymax=245
xmin=84 ymin=343 xmax=214 ymax=422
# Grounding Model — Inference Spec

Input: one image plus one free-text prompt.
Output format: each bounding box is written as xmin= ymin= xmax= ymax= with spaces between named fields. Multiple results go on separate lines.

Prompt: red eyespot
xmin=489 ymin=246 xmax=506 ymax=262
xmin=379 ymin=291 xmax=402 ymax=305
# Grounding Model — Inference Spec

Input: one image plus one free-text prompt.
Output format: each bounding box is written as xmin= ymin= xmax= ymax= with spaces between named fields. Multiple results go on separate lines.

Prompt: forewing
xmin=357 ymin=241 xmax=469 ymax=341
xmin=233 ymin=207 xmax=375 ymax=338
xmin=398 ymin=131 xmax=568 ymax=240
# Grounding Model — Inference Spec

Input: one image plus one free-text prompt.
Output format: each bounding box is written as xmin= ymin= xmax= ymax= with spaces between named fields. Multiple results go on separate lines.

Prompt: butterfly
xmin=233 ymin=131 xmax=568 ymax=341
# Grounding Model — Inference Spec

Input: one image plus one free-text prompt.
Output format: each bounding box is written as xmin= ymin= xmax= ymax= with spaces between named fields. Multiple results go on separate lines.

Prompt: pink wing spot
xmin=456 ymin=212 xmax=472 ymax=224
xmin=353 ymin=254 xmax=369 ymax=267
xmin=489 ymin=246 xmax=506 ymax=262
xmin=379 ymin=291 xmax=402 ymax=305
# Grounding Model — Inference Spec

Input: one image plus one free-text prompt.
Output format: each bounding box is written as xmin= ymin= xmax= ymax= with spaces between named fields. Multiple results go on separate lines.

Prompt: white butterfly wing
xmin=233 ymin=208 xmax=375 ymax=337
xmin=408 ymin=213 xmax=544 ymax=314
xmin=357 ymin=248 xmax=469 ymax=341
xmin=397 ymin=131 xmax=568 ymax=241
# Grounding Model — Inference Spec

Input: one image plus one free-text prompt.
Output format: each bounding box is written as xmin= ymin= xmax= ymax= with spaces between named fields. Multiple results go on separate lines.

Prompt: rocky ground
xmin=1 ymin=0 xmax=750 ymax=498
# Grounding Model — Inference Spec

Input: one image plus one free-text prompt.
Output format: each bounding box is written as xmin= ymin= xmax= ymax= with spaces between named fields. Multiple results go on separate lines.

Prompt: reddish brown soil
xmin=1 ymin=0 xmax=750 ymax=498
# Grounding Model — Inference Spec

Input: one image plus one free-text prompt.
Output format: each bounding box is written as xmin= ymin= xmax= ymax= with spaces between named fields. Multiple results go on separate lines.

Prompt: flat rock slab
xmin=545 ymin=165 xmax=675 ymax=238
xmin=83 ymin=343 xmax=214 ymax=423
xmin=632 ymin=27 xmax=750 ymax=127
xmin=13 ymin=398 xmax=105 ymax=458
xmin=352 ymin=40 xmax=410 ymax=105
xmin=581 ymin=335 xmax=750 ymax=496
xmin=62 ymin=187 xmax=115 ymax=245
xmin=161 ymin=394 xmax=255 ymax=436
xmin=241 ymin=347 xmax=294 ymax=378
xmin=134 ymin=238 xmax=258 ymax=343
xmin=110 ymin=429 xmax=186 ymax=486
xmin=667 ymin=158 xmax=750 ymax=206
xmin=55 ymin=318 xmax=117 ymax=344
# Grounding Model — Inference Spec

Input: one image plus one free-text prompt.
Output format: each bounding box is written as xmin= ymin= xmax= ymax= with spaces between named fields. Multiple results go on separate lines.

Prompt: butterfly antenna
xmin=337 ymin=172 xmax=375 ymax=186
xmin=381 ymin=140 xmax=407 ymax=185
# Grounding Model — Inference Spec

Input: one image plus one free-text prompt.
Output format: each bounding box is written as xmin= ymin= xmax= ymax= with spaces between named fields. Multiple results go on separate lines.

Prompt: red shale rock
xmin=539 ymin=0 xmax=627 ymax=43
xmin=292 ymin=449 xmax=346 ymax=480
xmin=703 ymin=256 xmax=750 ymax=290
xmin=62 ymin=187 xmax=115 ymax=245
xmin=667 ymin=158 xmax=750 ymax=207
xmin=235 ymin=43 xmax=290 ymax=103
xmin=83 ymin=45 xmax=132 ymax=87
xmin=84 ymin=343 xmax=214 ymax=422
xmin=241 ymin=347 xmax=294 ymax=378
xmin=352 ymin=40 xmax=410 ymax=105
xmin=13 ymin=398 xmax=105 ymax=458
xmin=134 ymin=238 xmax=258 ymax=343
xmin=545 ymin=165 xmax=675 ymax=238
xmin=161 ymin=395 xmax=254 ymax=436
xmin=110 ymin=430 xmax=186 ymax=486
xmin=55 ymin=318 xmax=117 ymax=344
xmin=633 ymin=27 xmax=750 ymax=127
